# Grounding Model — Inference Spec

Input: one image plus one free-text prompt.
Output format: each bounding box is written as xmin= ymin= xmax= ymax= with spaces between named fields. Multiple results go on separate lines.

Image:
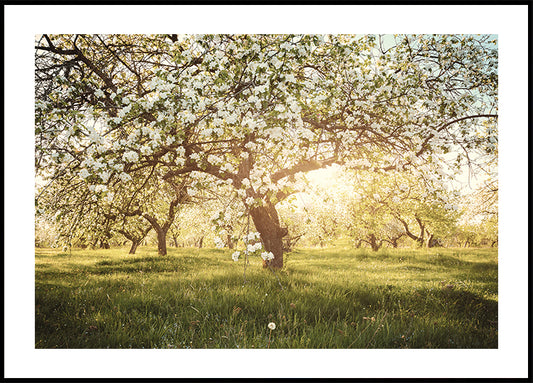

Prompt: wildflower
xmin=268 ymin=322 xmax=276 ymax=330
xmin=231 ymin=251 xmax=240 ymax=262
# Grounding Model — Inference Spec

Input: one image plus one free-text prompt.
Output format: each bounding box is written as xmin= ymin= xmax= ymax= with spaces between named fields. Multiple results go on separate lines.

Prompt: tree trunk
xmin=156 ymin=228 xmax=168 ymax=255
xmin=226 ymin=234 xmax=234 ymax=249
xmin=129 ymin=241 xmax=139 ymax=254
xmin=426 ymin=232 xmax=434 ymax=248
xmin=250 ymin=204 xmax=287 ymax=269
xmin=172 ymin=235 xmax=179 ymax=248
xmin=416 ymin=218 xmax=425 ymax=248
xmin=397 ymin=216 xmax=424 ymax=248
xmin=142 ymin=214 xmax=169 ymax=256
xmin=368 ymin=234 xmax=382 ymax=252
xmin=118 ymin=226 xmax=152 ymax=255
xmin=141 ymin=181 xmax=188 ymax=256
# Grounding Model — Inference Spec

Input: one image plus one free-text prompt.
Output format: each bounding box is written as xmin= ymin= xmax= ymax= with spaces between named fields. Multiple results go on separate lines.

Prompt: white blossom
xmin=119 ymin=172 xmax=132 ymax=182
xmin=123 ymin=151 xmax=139 ymax=162
xmin=246 ymin=242 xmax=262 ymax=253
xmin=100 ymin=171 xmax=110 ymax=183
xmin=214 ymin=236 xmax=225 ymax=249
xmin=94 ymin=184 xmax=107 ymax=193
xmin=79 ymin=169 xmax=90 ymax=179
xmin=261 ymin=251 xmax=275 ymax=261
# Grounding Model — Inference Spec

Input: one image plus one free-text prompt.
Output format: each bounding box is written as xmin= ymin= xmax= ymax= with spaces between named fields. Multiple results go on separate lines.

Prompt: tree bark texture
xmin=156 ymin=228 xmax=168 ymax=256
xmin=250 ymin=203 xmax=288 ymax=269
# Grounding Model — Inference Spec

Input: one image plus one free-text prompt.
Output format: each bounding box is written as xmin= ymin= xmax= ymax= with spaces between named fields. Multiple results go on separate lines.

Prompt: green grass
xmin=35 ymin=242 xmax=498 ymax=349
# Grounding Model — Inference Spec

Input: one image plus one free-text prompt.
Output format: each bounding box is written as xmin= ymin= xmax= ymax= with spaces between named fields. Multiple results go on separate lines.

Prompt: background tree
xmin=115 ymin=216 xmax=152 ymax=254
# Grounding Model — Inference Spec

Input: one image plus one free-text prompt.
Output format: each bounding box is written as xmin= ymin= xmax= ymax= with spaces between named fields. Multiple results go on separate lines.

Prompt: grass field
xmin=35 ymin=243 xmax=498 ymax=348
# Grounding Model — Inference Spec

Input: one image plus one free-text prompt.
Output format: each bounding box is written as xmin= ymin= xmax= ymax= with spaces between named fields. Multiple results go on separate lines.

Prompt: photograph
xmin=3 ymin=4 xmax=528 ymax=380
xmin=34 ymin=32 xmax=499 ymax=349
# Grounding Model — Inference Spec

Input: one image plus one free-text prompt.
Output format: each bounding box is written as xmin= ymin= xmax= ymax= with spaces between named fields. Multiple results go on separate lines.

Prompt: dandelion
xmin=267 ymin=322 xmax=276 ymax=348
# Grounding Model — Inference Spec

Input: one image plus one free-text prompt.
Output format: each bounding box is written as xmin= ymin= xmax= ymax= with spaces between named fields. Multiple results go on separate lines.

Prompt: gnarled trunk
xmin=250 ymin=203 xmax=288 ymax=269
xmin=142 ymin=214 xmax=169 ymax=256
xmin=118 ymin=225 xmax=152 ymax=255
xmin=397 ymin=216 xmax=425 ymax=247
xmin=141 ymin=178 xmax=189 ymax=256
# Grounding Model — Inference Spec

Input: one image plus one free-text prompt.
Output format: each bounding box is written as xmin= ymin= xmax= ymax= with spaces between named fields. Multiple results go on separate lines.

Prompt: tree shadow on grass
xmin=88 ymin=255 xmax=223 ymax=275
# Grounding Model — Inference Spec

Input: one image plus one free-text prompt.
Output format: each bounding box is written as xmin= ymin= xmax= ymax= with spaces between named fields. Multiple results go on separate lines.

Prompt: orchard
xmin=35 ymin=34 xmax=498 ymax=268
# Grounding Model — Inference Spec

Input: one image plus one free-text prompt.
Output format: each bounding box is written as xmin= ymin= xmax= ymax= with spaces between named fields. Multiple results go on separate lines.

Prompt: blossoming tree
xmin=35 ymin=34 xmax=497 ymax=267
